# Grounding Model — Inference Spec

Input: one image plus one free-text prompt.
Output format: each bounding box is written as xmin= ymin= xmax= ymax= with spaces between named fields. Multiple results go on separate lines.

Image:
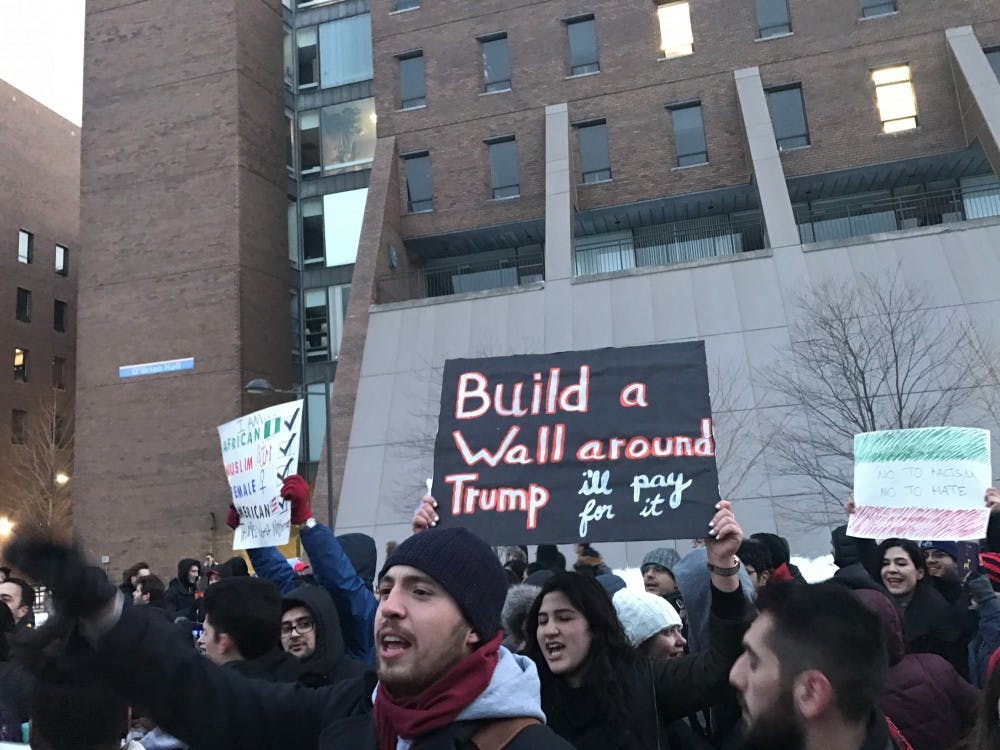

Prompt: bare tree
xmin=1 ymin=391 xmax=74 ymax=536
xmin=711 ymin=363 xmax=776 ymax=502
xmin=762 ymin=270 xmax=982 ymax=529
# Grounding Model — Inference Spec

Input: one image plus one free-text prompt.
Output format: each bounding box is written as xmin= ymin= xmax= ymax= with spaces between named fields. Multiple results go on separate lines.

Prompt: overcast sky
xmin=0 ymin=0 xmax=85 ymax=125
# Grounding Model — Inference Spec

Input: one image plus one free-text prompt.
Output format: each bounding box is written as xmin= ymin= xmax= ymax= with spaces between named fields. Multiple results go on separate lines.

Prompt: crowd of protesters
xmin=0 ymin=479 xmax=997 ymax=749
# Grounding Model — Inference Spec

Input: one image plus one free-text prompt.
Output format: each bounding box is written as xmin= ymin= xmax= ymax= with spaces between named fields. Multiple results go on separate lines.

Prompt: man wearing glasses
xmin=279 ymin=584 xmax=367 ymax=687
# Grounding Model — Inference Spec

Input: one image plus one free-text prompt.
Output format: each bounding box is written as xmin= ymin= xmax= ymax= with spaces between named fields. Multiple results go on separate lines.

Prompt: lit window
xmin=403 ymin=153 xmax=433 ymax=212
xmin=656 ymin=2 xmax=693 ymax=59
xmin=567 ymin=17 xmax=599 ymax=76
xmin=755 ymin=0 xmax=791 ymax=38
xmin=487 ymin=137 xmax=519 ymax=199
xmin=670 ymin=103 xmax=707 ymax=167
xmin=304 ymin=288 xmax=329 ymax=363
xmin=13 ymin=348 xmax=28 ymax=382
xmin=319 ymin=14 xmax=373 ymax=88
xmin=765 ymin=84 xmax=810 ymax=150
xmin=321 ymin=98 xmax=377 ymax=174
xmin=576 ymin=121 xmax=612 ymax=183
xmin=55 ymin=244 xmax=67 ymax=275
xmin=859 ymin=0 xmax=896 ymax=18
xmin=399 ymin=52 xmax=426 ymax=109
xmin=16 ymin=288 xmax=30 ymax=323
xmin=872 ymin=65 xmax=917 ymax=133
xmin=18 ymin=230 xmax=32 ymax=264
xmin=54 ymin=300 xmax=67 ymax=333
xmin=322 ymin=189 xmax=368 ymax=266
xmin=10 ymin=409 xmax=27 ymax=445
xmin=480 ymin=34 xmax=511 ymax=93
xmin=283 ymin=27 xmax=294 ymax=86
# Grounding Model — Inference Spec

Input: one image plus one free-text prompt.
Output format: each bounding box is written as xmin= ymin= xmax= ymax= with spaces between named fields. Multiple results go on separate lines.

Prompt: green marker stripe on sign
xmin=855 ymin=427 xmax=990 ymax=464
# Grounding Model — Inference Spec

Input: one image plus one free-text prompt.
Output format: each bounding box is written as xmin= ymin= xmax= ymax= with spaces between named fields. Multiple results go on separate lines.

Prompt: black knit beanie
xmin=378 ymin=527 xmax=507 ymax=640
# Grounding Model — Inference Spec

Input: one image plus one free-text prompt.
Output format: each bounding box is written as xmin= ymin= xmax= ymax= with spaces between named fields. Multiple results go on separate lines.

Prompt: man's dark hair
xmin=121 ymin=561 xmax=149 ymax=587
xmin=756 ymin=581 xmax=887 ymax=722
xmin=30 ymin=678 xmax=128 ymax=749
xmin=7 ymin=577 xmax=34 ymax=609
xmin=738 ymin=539 xmax=774 ymax=574
xmin=203 ymin=577 xmax=282 ymax=660
xmin=750 ymin=532 xmax=790 ymax=568
xmin=136 ymin=574 xmax=165 ymax=602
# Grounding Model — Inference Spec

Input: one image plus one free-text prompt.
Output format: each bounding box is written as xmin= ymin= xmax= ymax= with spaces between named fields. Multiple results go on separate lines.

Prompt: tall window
xmin=18 ymin=230 xmax=32 ymax=263
xmin=988 ymin=48 xmax=1000 ymax=79
xmin=656 ymin=2 xmax=693 ymax=59
xmin=404 ymin=153 xmax=433 ymax=212
xmin=54 ymin=300 xmax=67 ymax=333
xmin=567 ymin=16 xmax=599 ymax=76
xmin=755 ymin=0 xmax=791 ymax=38
xmin=302 ymin=198 xmax=325 ymax=264
xmin=480 ymin=34 xmax=511 ymax=93
xmin=55 ymin=244 xmax=67 ymax=275
xmin=10 ymin=410 xmax=27 ymax=445
xmin=399 ymin=52 xmax=426 ymax=109
xmin=16 ymin=288 xmax=30 ymax=323
xmin=300 ymin=111 xmax=321 ymax=174
xmin=320 ymin=98 xmax=377 ymax=174
xmin=394 ymin=0 xmax=419 ymax=9
xmin=319 ymin=15 xmax=373 ymax=88
xmin=860 ymin=0 xmax=896 ymax=17
xmin=765 ymin=84 xmax=810 ymax=150
xmin=53 ymin=357 xmax=66 ymax=390
xmin=297 ymin=27 xmax=318 ymax=89
xmin=304 ymin=285 xmax=351 ymax=362
xmin=670 ymin=103 xmax=707 ymax=167
xmin=577 ymin=121 xmax=612 ymax=183
xmin=487 ymin=137 xmax=519 ymax=199
xmin=872 ymin=65 xmax=917 ymax=133
xmin=13 ymin=348 xmax=27 ymax=382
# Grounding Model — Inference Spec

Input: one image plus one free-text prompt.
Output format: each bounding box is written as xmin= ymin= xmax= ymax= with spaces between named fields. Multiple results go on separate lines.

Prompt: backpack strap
xmin=470 ymin=717 xmax=541 ymax=750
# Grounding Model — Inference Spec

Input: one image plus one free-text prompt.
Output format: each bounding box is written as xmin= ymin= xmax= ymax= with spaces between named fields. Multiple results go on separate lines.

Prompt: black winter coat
xmin=164 ymin=558 xmax=200 ymax=622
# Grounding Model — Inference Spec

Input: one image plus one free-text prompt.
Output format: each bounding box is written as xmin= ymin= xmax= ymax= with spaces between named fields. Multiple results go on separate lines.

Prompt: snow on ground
xmin=614 ymin=554 xmax=839 ymax=591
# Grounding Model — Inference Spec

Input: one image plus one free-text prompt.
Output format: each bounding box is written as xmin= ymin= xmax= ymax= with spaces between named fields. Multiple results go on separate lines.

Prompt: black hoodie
xmin=164 ymin=558 xmax=200 ymax=622
xmin=281 ymin=584 xmax=367 ymax=688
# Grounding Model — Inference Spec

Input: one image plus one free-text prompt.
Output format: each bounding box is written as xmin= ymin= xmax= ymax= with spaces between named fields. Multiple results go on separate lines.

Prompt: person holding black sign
xmin=522 ymin=500 xmax=751 ymax=750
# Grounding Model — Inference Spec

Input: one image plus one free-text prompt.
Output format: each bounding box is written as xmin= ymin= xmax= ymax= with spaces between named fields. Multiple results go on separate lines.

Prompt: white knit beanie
xmin=612 ymin=588 xmax=683 ymax=647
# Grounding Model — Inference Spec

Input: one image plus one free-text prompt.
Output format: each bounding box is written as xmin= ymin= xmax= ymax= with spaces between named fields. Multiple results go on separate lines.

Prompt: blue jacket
xmin=248 ymin=524 xmax=376 ymax=665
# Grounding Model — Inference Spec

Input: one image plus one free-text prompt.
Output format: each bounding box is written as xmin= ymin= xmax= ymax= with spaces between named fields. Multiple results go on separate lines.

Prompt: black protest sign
xmin=431 ymin=342 xmax=718 ymax=544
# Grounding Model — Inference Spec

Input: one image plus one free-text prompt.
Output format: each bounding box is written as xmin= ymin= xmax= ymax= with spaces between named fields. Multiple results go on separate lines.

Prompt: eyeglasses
xmin=281 ymin=618 xmax=315 ymax=636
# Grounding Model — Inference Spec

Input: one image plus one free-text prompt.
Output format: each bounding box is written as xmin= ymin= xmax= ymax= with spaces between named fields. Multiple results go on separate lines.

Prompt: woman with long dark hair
xmin=524 ymin=501 xmax=751 ymax=750
xmin=875 ymin=538 xmax=967 ymax=677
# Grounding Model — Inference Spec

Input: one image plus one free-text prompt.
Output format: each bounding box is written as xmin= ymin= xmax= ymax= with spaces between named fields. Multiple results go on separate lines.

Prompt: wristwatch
xmin=706 ymin=559 xmax=741 ymax=576
xmin=302 ymin=517 xmax=317 ymax=529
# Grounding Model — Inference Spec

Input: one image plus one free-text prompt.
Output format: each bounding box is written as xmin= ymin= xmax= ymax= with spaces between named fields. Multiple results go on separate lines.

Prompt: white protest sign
xmin=218 ymin=400 xmax=304 ymax=550
xmin=849 ymin=426 xmax=991 ymax=541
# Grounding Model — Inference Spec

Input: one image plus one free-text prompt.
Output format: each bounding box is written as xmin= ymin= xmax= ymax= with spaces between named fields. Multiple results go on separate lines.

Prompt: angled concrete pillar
xmin=734 ymin=67 xmax=800 ymax=249
xmin=946 ymin=26 xmax=1000 ymax=177
xmin=544 ymin=103 xmax=574 ymax=282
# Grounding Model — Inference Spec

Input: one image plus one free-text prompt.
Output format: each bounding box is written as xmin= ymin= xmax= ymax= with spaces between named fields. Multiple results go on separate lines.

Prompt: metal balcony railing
xmin=377 ymin=251 xmax=544 ymax=302
xmin=574 ymin=212 xmax=767 ymax=276
xmin=795 ymin=184 xmax=1000 ymax=243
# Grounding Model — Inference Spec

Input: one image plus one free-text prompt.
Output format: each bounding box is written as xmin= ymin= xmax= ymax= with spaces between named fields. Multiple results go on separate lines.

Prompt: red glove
xmin=226 ymin=504 xmax=241 ymax=530
xmin=282 ymin=475 xmax=314 ymax=525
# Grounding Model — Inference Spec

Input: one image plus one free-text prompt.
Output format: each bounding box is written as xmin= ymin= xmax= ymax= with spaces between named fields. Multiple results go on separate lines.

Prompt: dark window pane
xmin=399 ymin=53 xmax=426 ymax=108
xmin=297 ymin=27 xmax=318 ymax=88
xmin=481 ymin=36 xmax=511 ymax=92
xmin=404 ymin=154 xmax=433 ymax=212
xmin=671 ymin=104 xmax=707 ymax=166
xmin=300 ymin=111 xmax=320 ymax=174
xmin=578 ymin=122 xmax=611 ymax=183
xmin=987 ymin=48 xmax=1000 ymax=79
xmin=13 ymin=348 xmax=28 ymax=382
xmin=394 ymin=0 xmax=419 ymax=9
xmin=54 ymin=300 xmax=67 ymax=332
xmin=568 ymin=18 xmax=599 ymax=75
xmin=755 ymin=0 xmax=791 ymax=37
xmin=11 ymin=410 xmax=27 ymax=445
xmin=304 ymin=289 xmax=329 ymax=362
xmin=860 ymin=0 xmax=896 ymax=17
xmin=16 ymin=288 xmax=30 ymax=323
xmin=319 ymin=14 xmax=373 ymax=88
xmin=766 ymin=86 xmax=810 ymax=150
xmin=302 ymin=199 xmax=325 ymax=263
xmin=53 ymin=357 xmax=65 ymax=390
xmin=488 ymin=139 xmax=519 ymax=199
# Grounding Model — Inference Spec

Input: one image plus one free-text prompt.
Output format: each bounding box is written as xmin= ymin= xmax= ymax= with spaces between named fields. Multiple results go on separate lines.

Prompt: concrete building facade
xmin=0 ymin=81 xmax=79 ymax=529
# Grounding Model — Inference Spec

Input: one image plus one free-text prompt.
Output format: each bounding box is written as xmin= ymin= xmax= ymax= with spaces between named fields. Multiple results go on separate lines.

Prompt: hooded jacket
xmin=228 ymin=647 xmax=305 ymax=684
xmin=164 ymin=559 xmax=200 ymax=622
xmin=855 ymin=589 xmax=976 ymax=750
xmin=283 ymin=584 xmax=366 ymax=687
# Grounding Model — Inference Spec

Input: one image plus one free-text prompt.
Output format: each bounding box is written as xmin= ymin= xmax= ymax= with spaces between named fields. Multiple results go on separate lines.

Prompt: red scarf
xmin=771 ymin=563 xmax=794 ymax=582
xmin=374 ymin=631 xmax=503 ymax=750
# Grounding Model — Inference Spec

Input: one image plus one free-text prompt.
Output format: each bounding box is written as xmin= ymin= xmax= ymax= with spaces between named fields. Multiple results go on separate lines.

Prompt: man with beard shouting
xmin=729 ymin=581 xmax=912 ymax=750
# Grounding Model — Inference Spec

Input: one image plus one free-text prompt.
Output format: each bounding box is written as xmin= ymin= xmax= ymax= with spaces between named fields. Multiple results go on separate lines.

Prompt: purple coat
xmin=855 ymin=589 xmax=977 ymax=750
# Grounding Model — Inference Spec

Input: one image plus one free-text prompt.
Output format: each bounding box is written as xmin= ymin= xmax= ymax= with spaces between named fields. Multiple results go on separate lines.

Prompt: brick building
xmin=75 ymin=0 xmax=1000 ymax=574
xmin=0 ymin=80 xmax=79 ymax=530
